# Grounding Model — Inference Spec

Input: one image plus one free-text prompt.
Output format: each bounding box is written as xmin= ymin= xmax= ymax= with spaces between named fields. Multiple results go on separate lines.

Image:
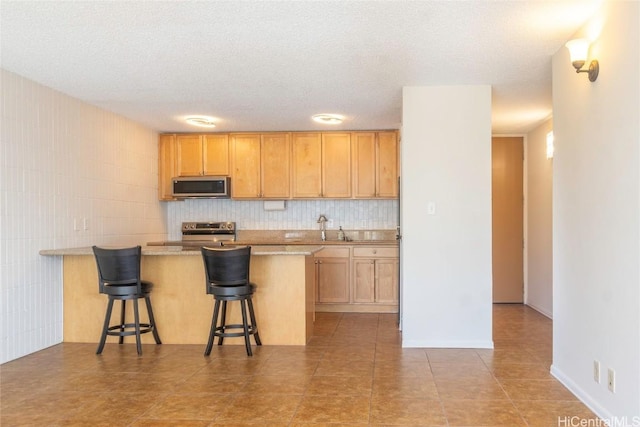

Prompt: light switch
xmin=427 ymin=202 xmax=436 ymax=215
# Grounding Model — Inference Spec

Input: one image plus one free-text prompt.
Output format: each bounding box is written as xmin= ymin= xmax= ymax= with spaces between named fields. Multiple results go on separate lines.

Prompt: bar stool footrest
xmin=106 ymin=323 xmax=155 ymax=337
xmin=214 ymin=323 xmax=258 ymax=339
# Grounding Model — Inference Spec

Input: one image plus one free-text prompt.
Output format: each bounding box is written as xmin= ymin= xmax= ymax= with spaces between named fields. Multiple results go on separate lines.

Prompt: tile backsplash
xmin=165 ymin=199 xmax=398 ymax=240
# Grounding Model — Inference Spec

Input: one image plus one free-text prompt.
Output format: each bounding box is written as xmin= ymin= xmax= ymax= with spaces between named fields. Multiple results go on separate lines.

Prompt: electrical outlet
xmin=427 ymin=202 xmax=436 ymax=215
xmin=83 ymin=218 xmax=89 ymax=231
xmin=593 ymin=360 xmax=600 ymax=383
xmin=607 ymin=368 xmax=615 ymax=393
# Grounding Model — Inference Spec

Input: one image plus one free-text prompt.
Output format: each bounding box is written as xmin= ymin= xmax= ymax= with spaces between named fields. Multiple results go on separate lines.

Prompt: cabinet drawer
xmin=353 ymin=247 xmax=398 ymax=258
xmin=315 ymin=247 xmax=350 ymax=258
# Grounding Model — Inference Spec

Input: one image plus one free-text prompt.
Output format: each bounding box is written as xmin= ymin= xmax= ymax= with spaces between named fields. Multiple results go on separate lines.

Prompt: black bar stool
xmin=201 ymin=245 xmax=261 ymax=356
xmin=92 ymin=246 xmax=162 ymax=355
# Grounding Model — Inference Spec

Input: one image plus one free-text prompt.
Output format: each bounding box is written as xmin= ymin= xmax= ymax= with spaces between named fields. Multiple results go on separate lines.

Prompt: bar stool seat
xmin=92 ymin=246 xmax=161 ymax=355
xmin=201 ymin=245 xmax=261 ymax=356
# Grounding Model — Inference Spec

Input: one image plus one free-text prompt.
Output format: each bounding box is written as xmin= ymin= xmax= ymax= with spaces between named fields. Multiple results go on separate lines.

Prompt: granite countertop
xmin=40 ymin=230 xmax=399 ymax=257
xmin=149 ymin=229 xmax=400 ymax=247
xmin=40 ymin=245 xmax=323 ymax=257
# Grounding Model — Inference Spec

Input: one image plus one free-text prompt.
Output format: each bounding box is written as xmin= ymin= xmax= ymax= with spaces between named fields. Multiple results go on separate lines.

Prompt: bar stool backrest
xmin=92 ymin=246 xmax=143 ymax=294
xmin=201 ymin=246 xmax=251 ymax=291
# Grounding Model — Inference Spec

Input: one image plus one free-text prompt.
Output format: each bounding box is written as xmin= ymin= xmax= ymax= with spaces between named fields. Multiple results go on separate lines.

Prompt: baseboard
xmin=402 ymin=339 xmax=494 ymax=349
xmin=315 ymin=304 xmax=398 ymax=313
xmin=550 ymin=364 xmax=615 ymax=423
xmin=525 ymin=302 xmax=553 ymax=319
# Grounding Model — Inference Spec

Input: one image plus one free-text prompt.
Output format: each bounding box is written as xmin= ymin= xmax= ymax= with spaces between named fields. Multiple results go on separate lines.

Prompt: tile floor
xmin=1 ymin=304 xmax=599 ymax=426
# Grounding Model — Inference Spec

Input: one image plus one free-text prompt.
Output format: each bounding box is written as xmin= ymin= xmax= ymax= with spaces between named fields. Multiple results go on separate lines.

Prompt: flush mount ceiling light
xmin=312 ymin=114 xmax=345 ymax=125
xmin=565 ymin=38 xmax=599 ymax=82
xmin=186 ymin=116 xmax=217 ymax=128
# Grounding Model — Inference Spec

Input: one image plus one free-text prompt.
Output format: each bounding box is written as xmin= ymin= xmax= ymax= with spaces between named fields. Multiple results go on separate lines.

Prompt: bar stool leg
xmin=240 ymin=299 xmax=252 ymax=356
xmin=205 ymin=299 xmax=221 ymax=356
xmin=97 ymin=298 xmax=115 ymax=355
xmin=133 ymin=298 xmax=142 ymax=355
xmin=145 ymin=296 xmax=162 ymax=344
xmin=247 ymin=297 xmax=261 ymax=346
xmin=218 ymin=301 xmax=228 ymax=346
xmin=119 ymin=299 xmax=126 ymax=344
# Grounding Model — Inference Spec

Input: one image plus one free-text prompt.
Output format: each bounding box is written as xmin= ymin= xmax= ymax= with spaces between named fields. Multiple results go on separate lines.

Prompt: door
xmin=492 ymin=136 xmax=524 ymax=303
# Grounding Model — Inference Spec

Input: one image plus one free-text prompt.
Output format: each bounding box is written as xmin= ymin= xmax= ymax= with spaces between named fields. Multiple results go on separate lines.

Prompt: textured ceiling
xmin=0 ymin=1 xmax=600 ymax=134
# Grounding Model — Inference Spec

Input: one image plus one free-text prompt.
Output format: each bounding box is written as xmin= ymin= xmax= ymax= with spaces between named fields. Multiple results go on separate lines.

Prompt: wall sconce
xmin=565 ymin=38 xmax=599 ymax=82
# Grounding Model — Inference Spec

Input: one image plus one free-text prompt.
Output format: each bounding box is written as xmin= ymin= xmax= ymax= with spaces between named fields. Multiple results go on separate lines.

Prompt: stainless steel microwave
xmin=172 ymin=176 xmax=231 ymax=198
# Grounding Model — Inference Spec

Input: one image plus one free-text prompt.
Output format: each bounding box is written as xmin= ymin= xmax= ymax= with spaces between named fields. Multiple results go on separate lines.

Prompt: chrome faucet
xmin=317 ymin=214 xmax=328 ymax=241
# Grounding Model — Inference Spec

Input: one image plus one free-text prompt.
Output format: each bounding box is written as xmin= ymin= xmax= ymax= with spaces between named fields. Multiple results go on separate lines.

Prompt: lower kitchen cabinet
xmin=352 ymin=247 xmax=399 ymax=306
xmin=315 ymin=247 xmax=350 ymax=303
xmin=315 ymin=245 xmax=399 ymax=313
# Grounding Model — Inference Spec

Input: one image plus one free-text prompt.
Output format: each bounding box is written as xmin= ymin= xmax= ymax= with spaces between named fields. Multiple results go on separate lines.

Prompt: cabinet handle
xmin=372 ymin=249 xmax=377 ymax=255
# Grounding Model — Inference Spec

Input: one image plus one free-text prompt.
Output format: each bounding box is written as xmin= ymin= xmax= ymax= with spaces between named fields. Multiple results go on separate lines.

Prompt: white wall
xmin=551 ymin=1 xmax=640 ymax=419
xmin=0 ymin=69 xmax=166 ymax=363
xmin=401 ymin=85 xmax=493 ymax=348
xmin=525 ymin=118 xmax=554 ymax=318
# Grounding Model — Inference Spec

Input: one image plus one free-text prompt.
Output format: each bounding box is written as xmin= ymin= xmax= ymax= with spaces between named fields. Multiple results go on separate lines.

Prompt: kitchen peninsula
xmin=40 ymin=245 xmax=319 ymax=346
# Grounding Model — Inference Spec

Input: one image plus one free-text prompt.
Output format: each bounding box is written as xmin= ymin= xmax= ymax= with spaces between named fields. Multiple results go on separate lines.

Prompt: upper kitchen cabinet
xmin=292 ymin=132 xmax=351 ymax=198
xmin=176 ymin=134 xmax=229 ymax=177
xmin=158 ymin=134 xmax=177 ymax=201
xmin=230 ymin=133 xmax=291 ymax=199
xmin=292 ymin=133 xmax=323 ymax=198
xmin=230 ymin=134 xmax=261 ymax=198
xmin=352 ymin=131 xmax=399 ymax=198
xmin=261 ymin=133 xmax=291 ymax=198
xmin=322 ymin=133 xmax=352 ymax=198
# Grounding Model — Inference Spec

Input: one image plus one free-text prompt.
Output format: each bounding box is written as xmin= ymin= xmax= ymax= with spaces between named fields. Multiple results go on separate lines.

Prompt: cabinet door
xmin=292 ymin=133 xmax=322 ymax=198
xmin=231 ymin=134 xmax=261 ymax=198
xmin=261 ymin=133 xmax=290 ymax=198
xmin=158 ymin=134 xmax=176 ymax=200
xmin=352 ymin=132 xmax=376 ymax=198
xmin=316 ymin=258 xmax=350 ymax=303
xmin=376 ymin=131 xmax=399 ymax=198
xmin=176 ymin=135 xmax=204 ymax=176
xmin=353 ymin=259 xmax=375 ymax=303
xmin=322 ymin=133 xmax=351 ymax=198
xmin=375 ymin=258 xmax=399 ymax=303
xmin=203 ymin=134 xmax=229 ymax=176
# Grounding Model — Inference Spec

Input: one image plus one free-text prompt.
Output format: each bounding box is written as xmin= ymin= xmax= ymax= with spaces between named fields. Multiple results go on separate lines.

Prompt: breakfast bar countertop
xmin=39 ymin=245 xmax=323 ymax=257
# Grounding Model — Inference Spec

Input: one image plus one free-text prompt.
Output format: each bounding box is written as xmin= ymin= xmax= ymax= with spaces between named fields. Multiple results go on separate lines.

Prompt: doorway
xmin=492 ymin=136 xmax=524 ymax=303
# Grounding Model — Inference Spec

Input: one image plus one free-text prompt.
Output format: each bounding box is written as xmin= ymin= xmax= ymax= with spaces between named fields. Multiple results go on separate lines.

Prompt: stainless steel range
xmin=180 ymin=221 xmax=236 ymax=246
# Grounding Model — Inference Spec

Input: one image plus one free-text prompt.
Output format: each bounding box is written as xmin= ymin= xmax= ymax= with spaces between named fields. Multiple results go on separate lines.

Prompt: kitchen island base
xmin=62 ymin=251 xmax=315 ymax=346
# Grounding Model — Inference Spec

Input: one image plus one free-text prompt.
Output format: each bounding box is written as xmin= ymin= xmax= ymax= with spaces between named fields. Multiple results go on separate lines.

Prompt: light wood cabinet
xmin=352 ymin=132 xmax=377 ymax=198
xmin=352 ymin=246 xmax=399 ymax=307
xmin=353 ymin=131 xmax=399 ymax=198
xmin=261 ymin=133 xmax=291 ymax=198
xmin=158 ymin=134 xmax=177 ymax=201
xmin=160 ymin=130 xmax=398 ymax=201
xmin=231 ymin=133 xmax=291 ymax=199
xmin=316 ymin=245 xmax=399 ymax=313
xmin=292 ymin=133 xmax=322 ymax=197
xmin=203 ymin=135 xmax=230 ymax=176
xmin=322 ymin=133 xmax=352 ymax=198
xmin=315 ymin=247 xmax=350 ymax=304
xmin=292 ymin=132 xmax=352 ymax=198
xmin=230 ymin=134 xmax=261 ymax=198
xmin=176 ymin=134 xmax=229 ymax=177
xmin=376 ymin=131 xmax=399 ymax=198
